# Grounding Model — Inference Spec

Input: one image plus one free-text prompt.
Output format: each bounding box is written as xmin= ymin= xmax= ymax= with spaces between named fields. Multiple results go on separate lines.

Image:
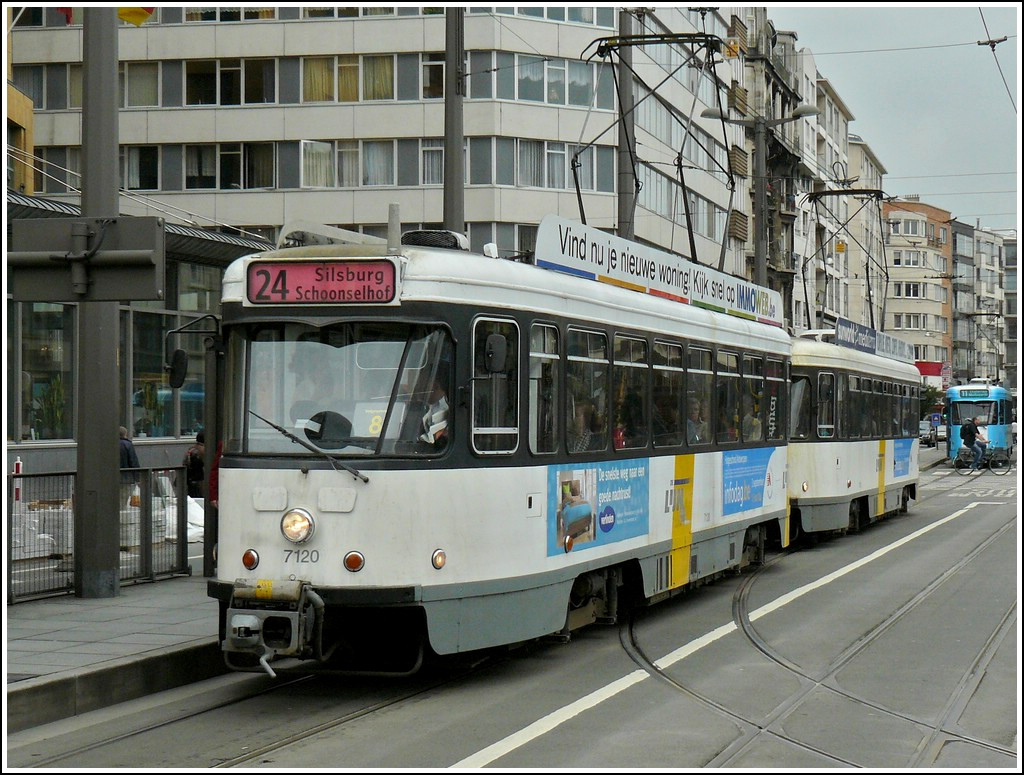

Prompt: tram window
xmin=613 ymin=335 xmax=648 ymax=450
xmin=686 ymin=346 xmax=712 ymax=445
xmin=741 ymin=355 xmax=764 ymax=442
xmin=566 ymin=328 xmax=609 ymax=453
xmin=873 ymin=380 xmax=884 ymax=437
xmin=716 ymin=350 xmax=739 ymax=443
xmin=652 ymin=341 xmax=685 ymax=447
xmin=472 ymin=318 xmax=519 ymax=454
xmin=764 ymin=358 xmax=785 ymax=441
xmin=790 ymin=375 xmax=811 ymax=439
xmin=817 ymin=373 xmax=835 ymax=438
xmin=835 ymin=373 xmax=847 ymax=439
xmin=528 ymin=324 xmax=560 ymax=454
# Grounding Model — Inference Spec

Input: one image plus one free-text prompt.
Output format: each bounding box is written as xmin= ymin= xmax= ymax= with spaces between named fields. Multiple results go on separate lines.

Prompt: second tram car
xmin=183 ymin=217 xmax=920 ymax=676
xmin=788 ymin=332 xmax=921 ymax=537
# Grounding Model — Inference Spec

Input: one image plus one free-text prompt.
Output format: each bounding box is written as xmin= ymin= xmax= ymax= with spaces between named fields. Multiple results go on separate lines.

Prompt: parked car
xmin=919 ymin=420 xmax=936 ymax=447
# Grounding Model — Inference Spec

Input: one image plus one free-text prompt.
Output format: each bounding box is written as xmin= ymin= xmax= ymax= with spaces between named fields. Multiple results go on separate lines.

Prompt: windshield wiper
xmin=249 ymin=410 xmax=369 ymax=483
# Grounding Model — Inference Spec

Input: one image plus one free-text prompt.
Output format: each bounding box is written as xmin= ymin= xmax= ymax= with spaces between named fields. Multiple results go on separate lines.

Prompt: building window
xmin=422 ymin=53 xmax=444 ymax=99
xmin=244 ymin=59 xmax=276 ymax=103
xmin=220 ymin=142 xmax=275 ymax=189
xmin=186 ymin=60 xmax=218 ymax=105
xmin=422 ymin=139 xmax=444 ymax=185
xmin=19 ymin=303 xmax=75 ymax=441
xmin=363 ymin=55 xmax=395 ymax=100
xmin=303 ymin=57 xmax=335 ymax=102
xmin=338 ymin=55 xmax=359 ymax=102
xmin=121 ymin=62 xmax=159 ymax=107
xmin=301 ymin=140 xmax=335 ymax=187
xmin=363 ymin=140 xmax=395 ymax=185
xmin=518 ymin=56 xmax=545 ymax=102
xmin=332 ymin=140 xmax=357 ymax=186
xmin=121 ymin=145 xmax=159 ymax=190
xmin=518 ymin=140 xmax=544 ymax=187
xmin=13 ymin=65 xmax=44 ymax=107
xmin=185 ymin=144 xmax=217 ymax=189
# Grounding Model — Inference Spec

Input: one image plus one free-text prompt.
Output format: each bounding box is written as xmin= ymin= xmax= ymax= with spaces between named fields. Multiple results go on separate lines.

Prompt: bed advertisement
xmin=547 ymin=460 xmax=650 ymax=556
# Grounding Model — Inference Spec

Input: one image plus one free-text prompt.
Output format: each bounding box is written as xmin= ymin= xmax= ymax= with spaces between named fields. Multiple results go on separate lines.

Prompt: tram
xmin=788 ymin=327 xmax=922 ymax=537
xmin=174 ymin=215 xmax=917 ymax=676
xmin=945 ymin=380 xmax=1014 ymax=460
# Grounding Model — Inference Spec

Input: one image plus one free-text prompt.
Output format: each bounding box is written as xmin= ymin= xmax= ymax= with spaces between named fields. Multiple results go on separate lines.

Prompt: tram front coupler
xmin=223 ymin=578 xmax=326 ymax=677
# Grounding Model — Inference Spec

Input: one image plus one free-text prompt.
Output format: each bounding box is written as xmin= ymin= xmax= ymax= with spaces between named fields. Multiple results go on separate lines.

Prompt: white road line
xmin=452 ymin=501 xmax=1006 ymax=768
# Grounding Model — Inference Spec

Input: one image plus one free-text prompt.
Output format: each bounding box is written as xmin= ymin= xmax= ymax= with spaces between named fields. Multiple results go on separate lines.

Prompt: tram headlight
xmin=281 ymin=508 xmax=315 ymax=544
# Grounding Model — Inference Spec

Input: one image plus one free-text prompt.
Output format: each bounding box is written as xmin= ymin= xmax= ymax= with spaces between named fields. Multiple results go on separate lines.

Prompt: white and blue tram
xmin=197 ymin=218 xmax=918 ymax=675
xmin=788 ymin=327 xmax=922 ymax=537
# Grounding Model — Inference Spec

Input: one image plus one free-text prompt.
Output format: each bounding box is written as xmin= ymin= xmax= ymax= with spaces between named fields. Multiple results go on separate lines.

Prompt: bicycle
xmin=952 ymin=445 xmax=1014 ymax=476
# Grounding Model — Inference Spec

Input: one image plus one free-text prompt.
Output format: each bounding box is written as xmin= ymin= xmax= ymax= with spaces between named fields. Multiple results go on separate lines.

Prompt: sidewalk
xmin=5 ymin=444 xmax=953 ymax=734
xmin=5 ymin=574 xmax=223 ymax=733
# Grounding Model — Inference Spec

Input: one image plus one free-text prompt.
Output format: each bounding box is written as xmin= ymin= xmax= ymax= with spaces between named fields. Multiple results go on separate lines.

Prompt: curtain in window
xmin=125 ymin=147 xmax=142 ymax=189
xmin=186 ymin=145 xmax=217 ymax=188
xmin=546 ymin=142 xmax=565 ymax=189
xmin=338 ymin=56 xmax=359 ymax=101
xmin=302 ymin=141 xmax=334 ymax=187
xmin=303 ymin=57 xmax=334 ymax=101
xmin=125 ymin=63 xmax=159 ymax=107
xmin=245 ymin=143 xmax=275 ymax=188
xmin=337 ymin=141 xmax=359 ymax=186
xmin=363 ymin=141 xmax=394 ymax=185
xmin=518 ymin=140 xmax=544 ymax=187
xmin=518 ymin=56 xmax=544 ymax=102
xmin=567 ymin=61 xmax=592 ymax=106
xmin=363 ymin=56 xmax=394 ymax=100
xmin=422 ymin=139 xmax=444 ymax=184
xmin=68 ymin=64 xmax=83 ymax=108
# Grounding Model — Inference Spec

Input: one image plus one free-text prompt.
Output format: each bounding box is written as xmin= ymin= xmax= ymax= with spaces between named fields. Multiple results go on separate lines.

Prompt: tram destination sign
xmin=534 ymin=215 xmax=784 ymax=327
xmin=246 ymin=259 xmax=398 ymax=305
xmin=834 ymin=317 xmax=915 ymax=364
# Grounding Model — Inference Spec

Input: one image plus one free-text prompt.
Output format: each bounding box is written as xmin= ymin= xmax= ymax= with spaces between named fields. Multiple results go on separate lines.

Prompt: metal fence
xmin=7 ymin=467 xmax=193 ymax=603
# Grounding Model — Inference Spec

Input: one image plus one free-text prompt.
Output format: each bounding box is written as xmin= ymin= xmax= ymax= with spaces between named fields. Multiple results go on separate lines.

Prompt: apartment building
xmin=883 ymin=198 xmax=953 ymax=384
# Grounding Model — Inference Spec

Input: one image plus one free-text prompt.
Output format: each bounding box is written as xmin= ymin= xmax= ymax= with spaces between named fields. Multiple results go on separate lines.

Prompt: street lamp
xmin=701 ymin=104 xmax=819 ymax=288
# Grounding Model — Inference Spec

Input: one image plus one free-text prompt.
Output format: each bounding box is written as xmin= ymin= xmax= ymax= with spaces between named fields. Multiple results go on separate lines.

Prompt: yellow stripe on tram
xmin=876 ymin=439 xmax=887 ymax=518
xmin=669 ymin=454 xmax=695 ymax=589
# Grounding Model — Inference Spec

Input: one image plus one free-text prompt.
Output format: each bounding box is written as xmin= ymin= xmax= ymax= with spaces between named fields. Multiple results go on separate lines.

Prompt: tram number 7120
xmin=283 ymin=549 xmax=320 ymax=563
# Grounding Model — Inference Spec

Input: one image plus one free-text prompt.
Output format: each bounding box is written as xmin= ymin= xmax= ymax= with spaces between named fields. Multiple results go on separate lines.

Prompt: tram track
xmin=618 ymin=471 xmax=1017 ymax=768
xmin=13 ymin=654 xmax=499 ymax=769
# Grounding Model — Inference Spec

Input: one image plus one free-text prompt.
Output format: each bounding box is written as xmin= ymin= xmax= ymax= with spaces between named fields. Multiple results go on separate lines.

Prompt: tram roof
xmin=222 ymin=243 xmax=791 ymax=355
xmin=791 ymin=335 xmax=922 ymax=382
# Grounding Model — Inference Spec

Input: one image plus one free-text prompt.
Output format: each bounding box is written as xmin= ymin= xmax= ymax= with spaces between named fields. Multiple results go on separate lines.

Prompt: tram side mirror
xmin=168 ymin=349 xmax=189 ymax=389
xmin=484 ymin=334 xmax=507 ymax=374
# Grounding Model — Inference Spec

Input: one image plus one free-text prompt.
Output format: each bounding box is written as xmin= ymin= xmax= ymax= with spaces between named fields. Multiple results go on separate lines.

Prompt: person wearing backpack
xmin=959 ymin=416 xmax=987 ymax=471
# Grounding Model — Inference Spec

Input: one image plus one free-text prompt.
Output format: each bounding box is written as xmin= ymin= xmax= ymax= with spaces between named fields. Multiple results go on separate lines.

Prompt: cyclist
xmin=959 ymin=415 xmax=987 ymax=472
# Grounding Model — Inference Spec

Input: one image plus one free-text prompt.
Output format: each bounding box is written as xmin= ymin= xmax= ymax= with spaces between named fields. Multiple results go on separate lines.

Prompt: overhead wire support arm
xmin=585 ymin=32 xmax=723 ymax=61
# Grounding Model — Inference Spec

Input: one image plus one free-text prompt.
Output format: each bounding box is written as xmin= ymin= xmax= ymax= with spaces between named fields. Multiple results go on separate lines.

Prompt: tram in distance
xmin=177 ymin=216 xmax=921 ymax=676
xmin=945 ymin=379 xmax=1015 ymax=461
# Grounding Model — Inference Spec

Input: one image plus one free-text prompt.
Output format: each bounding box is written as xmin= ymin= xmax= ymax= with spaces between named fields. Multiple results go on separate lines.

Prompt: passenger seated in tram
xmin=686 ymin=398 xmax=708 ymax=445
xmin=741 ymin=395 xmax=762 ymax=442
xmin=569 ymin=399 xmax=600 ymax=453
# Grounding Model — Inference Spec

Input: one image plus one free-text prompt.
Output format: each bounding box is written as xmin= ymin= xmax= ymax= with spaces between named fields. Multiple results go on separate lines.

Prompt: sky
xmin=765 ymin=3 xmax=1020 ymax=236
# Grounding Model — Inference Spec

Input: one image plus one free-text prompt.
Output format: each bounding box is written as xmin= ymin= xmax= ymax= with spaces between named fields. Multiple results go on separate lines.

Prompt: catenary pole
xmin=75 ymin=7 xmax=121 ymax=597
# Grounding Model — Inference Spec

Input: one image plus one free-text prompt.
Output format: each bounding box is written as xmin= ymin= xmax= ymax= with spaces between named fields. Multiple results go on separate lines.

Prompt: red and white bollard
xmin=13 ymin=456 xmax=23 ymax=512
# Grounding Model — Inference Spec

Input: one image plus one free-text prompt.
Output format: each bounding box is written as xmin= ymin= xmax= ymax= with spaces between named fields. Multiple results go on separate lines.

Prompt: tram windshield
xmin=230 ymin=322 xmax=453 ymax=457
xmin=949 ymin=401 xmax=995 ymax=426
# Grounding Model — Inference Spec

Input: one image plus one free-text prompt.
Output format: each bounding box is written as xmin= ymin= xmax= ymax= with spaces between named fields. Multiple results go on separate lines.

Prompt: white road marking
xmin=453 ymin=501 xmax=1007 ymax=768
